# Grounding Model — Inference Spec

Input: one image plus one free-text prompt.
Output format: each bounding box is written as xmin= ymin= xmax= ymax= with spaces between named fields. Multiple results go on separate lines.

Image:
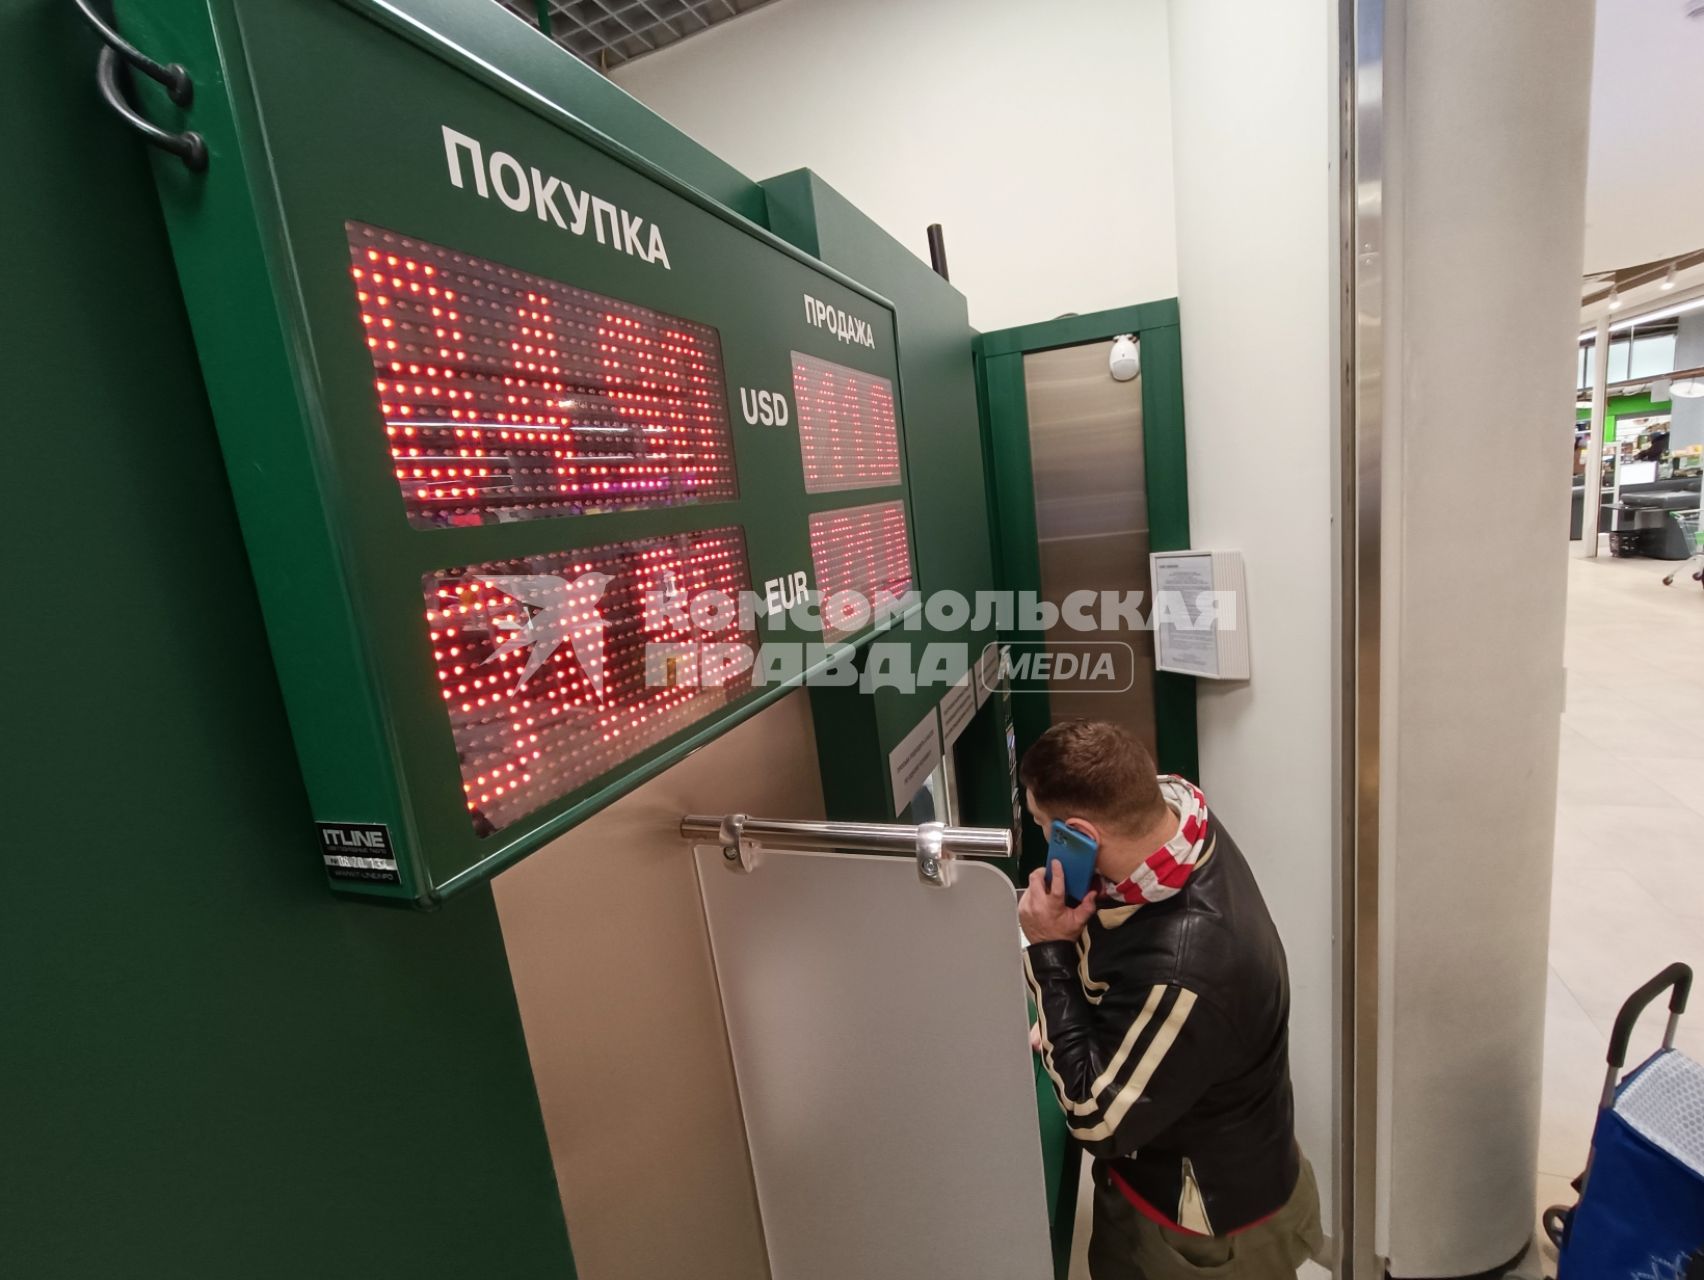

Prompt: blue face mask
xmin=1044 ymin=820 xmax=1099 ymax=906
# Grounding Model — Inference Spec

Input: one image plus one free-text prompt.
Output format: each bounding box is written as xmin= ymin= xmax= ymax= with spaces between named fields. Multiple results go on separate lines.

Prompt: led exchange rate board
xmin=129 ymin=0 xmax=916 ymax=902
xmin=348 ymin=223 xmax=739 ymax=527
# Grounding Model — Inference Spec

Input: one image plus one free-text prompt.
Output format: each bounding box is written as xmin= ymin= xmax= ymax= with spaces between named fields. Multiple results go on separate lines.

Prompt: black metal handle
xmin=72 ymin=0 xmax=193 ymax=105
xmin=74 ymin=0 xmax=206 ymax=171
xmin=94 ymin=46 xmax=206 ymax=171
xmin=1607 ymin=962 xmax=1692 ymax=1069
xmin=1541 ymin=1204 xmax=1568 ymax=1248
xmin=926 ymin=224 xmax=949 ymax=282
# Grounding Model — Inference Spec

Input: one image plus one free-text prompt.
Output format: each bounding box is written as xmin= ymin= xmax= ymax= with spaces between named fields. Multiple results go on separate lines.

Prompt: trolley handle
xmin=1607 ymin=962 xmax=1692 ymax=1071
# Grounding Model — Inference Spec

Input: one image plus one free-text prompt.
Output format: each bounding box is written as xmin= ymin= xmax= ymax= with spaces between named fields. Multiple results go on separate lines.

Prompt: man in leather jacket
xmin=1018 ymin=720 xmax=1324 ymax=1278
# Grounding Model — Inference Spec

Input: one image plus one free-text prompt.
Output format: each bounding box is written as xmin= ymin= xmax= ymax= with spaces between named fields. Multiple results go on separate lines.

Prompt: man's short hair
xmin=1019 ymin=720 xmax=1166 ymax=834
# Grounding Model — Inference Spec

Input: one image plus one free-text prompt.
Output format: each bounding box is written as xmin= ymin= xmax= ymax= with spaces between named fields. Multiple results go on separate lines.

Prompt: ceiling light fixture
xmin=1606 ymin=286 xmax=1621 ymax=311
xmin=1660 ymin=263 xmax=1678 ymax=291
xmin=1670 ymin=377 xmax=1704 ymax=399
xmin=1611 ymin=295 xmax=1704 ymax=332
xmin=1582 ymin=295 xmax=1704 ymax=339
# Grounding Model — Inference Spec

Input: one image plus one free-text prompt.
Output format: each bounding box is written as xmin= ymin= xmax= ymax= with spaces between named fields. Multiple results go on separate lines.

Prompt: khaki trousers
xmin=1086 ymin=1156 xmax=1326 ymax=1279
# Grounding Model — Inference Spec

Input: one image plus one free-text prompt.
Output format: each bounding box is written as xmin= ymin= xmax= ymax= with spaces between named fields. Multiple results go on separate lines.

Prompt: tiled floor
xmin=1537 ymin=551 xmax=1704 ymax=1269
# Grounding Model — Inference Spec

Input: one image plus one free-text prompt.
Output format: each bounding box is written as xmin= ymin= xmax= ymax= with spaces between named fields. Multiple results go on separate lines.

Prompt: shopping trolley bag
xmin=1546 ymin=964 xmax=1704 ymax=1277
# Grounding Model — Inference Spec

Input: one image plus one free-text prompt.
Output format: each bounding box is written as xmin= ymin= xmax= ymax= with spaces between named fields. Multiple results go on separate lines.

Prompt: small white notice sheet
xmin=940 ymin=676 xmax=977 ymax=747
xmin=1152 ymin=553 xmax=1221 ymax=678
xmin=888 ymin=709 xmax=943 ymax=815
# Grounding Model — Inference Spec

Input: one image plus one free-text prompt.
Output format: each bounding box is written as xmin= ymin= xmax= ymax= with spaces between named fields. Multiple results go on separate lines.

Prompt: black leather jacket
xmin=1024 ymin=813 xmax=1299 ymax=1235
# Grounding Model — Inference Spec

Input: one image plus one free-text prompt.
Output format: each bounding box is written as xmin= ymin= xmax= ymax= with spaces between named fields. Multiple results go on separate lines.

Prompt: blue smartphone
xmin=1045 ymin=821 xmax=1099 ymax=906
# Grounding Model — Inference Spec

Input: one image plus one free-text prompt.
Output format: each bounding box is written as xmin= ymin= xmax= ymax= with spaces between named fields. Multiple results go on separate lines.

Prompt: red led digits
xmin=424 ymin=528 xmax=756 ymax=835
xmin=347 ymin=222 xmax=736 ymax=529
xmin=808 ymin=500 xmax=914 ymax=644
xmin=790 ymin=352 xmax=902 ymax=494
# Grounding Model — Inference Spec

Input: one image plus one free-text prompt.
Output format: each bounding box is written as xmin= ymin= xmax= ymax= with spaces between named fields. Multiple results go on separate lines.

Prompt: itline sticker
xmin=318 ymin=822 xmax=401 ymax=885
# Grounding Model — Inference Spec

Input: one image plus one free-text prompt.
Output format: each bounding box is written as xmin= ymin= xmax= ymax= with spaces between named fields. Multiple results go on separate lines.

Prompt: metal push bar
xmin=679 ymin=813 xmax=1013 ymax=888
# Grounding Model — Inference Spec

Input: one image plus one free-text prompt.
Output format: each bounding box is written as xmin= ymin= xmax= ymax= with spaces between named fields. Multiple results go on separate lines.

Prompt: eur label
xmin=764 ymin=570 xmax=809 ymax=614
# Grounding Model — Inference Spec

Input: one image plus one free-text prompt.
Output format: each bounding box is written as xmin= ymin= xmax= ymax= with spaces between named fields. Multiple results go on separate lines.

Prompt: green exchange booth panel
xmin=125 ymin=0 xmax=918 ymax=904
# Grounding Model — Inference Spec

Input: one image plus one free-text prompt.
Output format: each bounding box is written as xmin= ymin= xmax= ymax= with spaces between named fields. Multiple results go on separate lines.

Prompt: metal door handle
xmin=96 ymin=47 xmax=207 ymax=171
xmin=681 ymin=812 xmax=1013 ymax=888
xmin=73 ymin=0 xmax=207 ymax=171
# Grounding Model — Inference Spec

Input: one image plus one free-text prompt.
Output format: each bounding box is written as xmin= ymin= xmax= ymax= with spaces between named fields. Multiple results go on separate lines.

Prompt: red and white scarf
xmin=1095 ymin=777 xmax=1212 ymax=906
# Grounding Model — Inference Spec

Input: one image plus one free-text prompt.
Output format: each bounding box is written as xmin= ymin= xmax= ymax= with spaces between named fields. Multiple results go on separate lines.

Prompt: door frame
xmin=974 ymin=301 xmax=1197 ymax=1279
xmin=973 ymin=299 xmax=1199 ymax=826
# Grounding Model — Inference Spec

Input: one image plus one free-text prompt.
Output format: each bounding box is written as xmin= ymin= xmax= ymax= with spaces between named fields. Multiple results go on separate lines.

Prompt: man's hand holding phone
xmin=1019 ymin=860 xmax=1098 ymax=945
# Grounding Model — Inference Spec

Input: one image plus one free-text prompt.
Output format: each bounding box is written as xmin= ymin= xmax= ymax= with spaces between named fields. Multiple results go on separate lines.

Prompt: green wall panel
xmin=977 ymin=299 xmax=1181 ymax=360
xmin=1034 ymin=1039 xmax=1082 ymax=1279
xmin=976 ymin=348 xmax=1055 ymax=851
xmin=766 ymin=173 xmax=998 ymax=604
xmin=1 ymin=4 xmax=574 ymax=1275
xmin=764 ymin=171 xmax=1006 ymax=823
xmin=1133 ymin=321 xmax=1201 ymax=784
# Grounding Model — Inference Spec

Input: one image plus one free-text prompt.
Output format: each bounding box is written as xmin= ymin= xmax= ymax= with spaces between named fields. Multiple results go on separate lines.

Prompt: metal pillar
xmin=1580 ymin=316 xmax=1611 ymax=557
xmin=1339 ymin=0 xmax=1388 ymax=1270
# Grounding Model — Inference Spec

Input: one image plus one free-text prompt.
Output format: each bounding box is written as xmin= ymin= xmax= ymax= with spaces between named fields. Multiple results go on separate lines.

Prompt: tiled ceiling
xmin=498 ymin=0 xmax=780 ymax=71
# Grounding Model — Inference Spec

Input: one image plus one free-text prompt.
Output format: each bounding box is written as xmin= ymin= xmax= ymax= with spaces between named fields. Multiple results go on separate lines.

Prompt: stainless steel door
xmin=1022 ymin=341 xmax=1157 ymax=753
xmin=695 ymin=846 xmax=1053 ymax=1280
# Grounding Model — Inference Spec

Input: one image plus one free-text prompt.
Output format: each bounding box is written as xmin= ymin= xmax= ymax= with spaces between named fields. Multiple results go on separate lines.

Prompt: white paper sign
xmin=888 ymin=709 xmax=943 ymax=815
xmin=1152 ymin=553 xmax=1220 ymax=678
xmin=940 ymin=676 xmax=977 ymax=747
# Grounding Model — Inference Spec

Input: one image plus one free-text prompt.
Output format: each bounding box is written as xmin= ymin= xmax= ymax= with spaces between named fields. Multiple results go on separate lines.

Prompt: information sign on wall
xmin=135 ymin=0 xmax=918 ymax=901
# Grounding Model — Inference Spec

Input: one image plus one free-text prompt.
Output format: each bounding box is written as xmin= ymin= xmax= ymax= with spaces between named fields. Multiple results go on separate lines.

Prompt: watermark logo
xmin=984 ymin=642 xmax=1136 ymax=694
xmin=474 ymin=581 xmax=1231 ymax=697
xmin=628 ymin=585 xmax=1233 ymax=695
xmin=481 ymin=572 xmax=613 ymax=693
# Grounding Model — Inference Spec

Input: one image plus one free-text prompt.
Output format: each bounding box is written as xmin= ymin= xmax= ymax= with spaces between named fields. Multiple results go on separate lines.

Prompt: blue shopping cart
xmin=1544 ymin=964 xmax=1702 ymax=1277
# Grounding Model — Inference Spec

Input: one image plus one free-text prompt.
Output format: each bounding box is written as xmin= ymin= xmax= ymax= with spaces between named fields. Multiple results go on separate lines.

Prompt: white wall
xmin=1585 ymin=0 xmax=1704 ymax=272
xmin=612 ymin=0 xmax=1178 ymax=331
xmin=1165 ymin=0 xmax=1341 ymax=1237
